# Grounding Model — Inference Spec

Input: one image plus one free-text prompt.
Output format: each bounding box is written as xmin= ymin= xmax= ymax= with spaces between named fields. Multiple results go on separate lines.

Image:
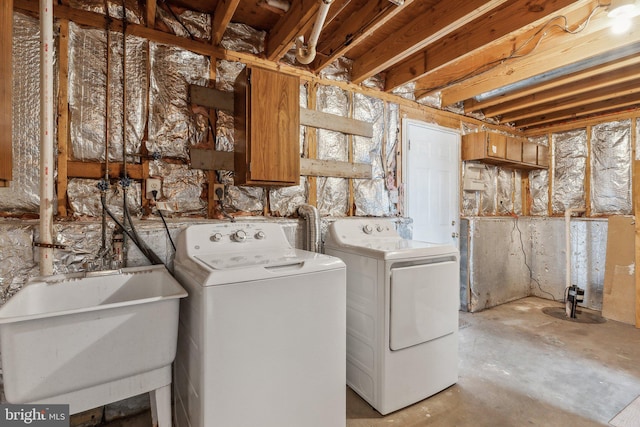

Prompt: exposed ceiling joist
xmin=384 ymin=0 xmax=578 ymax=92
xmin=211 ymin=0 xmax=241 ymax=45
xmin=313 ymin=0 xmax=410 ymax=72
xmin=439 ymin=4 xmax=640 ymax=107
xmin=266 ymin=0 xmax=319 ymax=61
xmin=350 ymin=0 xmax=509 ymax=84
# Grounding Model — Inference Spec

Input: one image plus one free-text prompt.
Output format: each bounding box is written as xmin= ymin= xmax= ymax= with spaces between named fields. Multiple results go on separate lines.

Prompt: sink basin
xmin=0 ymin=265 xmax=187 ymax=416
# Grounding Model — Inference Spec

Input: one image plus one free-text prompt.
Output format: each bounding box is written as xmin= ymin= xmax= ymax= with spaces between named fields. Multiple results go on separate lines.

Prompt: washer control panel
xmin=177 ymin=223 xmax=292 ymax=259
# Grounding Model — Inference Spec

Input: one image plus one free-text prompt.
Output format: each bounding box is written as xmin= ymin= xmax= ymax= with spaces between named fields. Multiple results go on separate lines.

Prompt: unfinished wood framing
xmin=211 ymin=0 xmax=241 ymax=46
xmin=56 ymin=19 xmax=70 ymax=216
xmin=300 ymin=108 xmax=374 ymax=138
xmin=0 ymin=0 xmax=13 ymax=182
xmin=189 ymin=85 xmax=234 ymax=112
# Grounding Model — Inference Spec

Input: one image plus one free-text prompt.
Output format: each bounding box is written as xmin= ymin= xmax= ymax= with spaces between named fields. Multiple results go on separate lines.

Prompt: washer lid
xmin=189 ymin=248 xmax=345 ymax=286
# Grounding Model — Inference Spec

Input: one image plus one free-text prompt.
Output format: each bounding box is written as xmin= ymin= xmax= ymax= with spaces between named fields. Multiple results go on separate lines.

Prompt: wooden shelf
xmin=462 ymin=131 xmax=548 ymax=170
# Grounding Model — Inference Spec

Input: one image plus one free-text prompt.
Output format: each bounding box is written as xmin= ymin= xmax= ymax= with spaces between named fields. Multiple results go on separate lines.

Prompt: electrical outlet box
xmin=146 ymin=178 xmax=162 ymax=200
xmin=213 ymin=184 xmax=225 ymax=201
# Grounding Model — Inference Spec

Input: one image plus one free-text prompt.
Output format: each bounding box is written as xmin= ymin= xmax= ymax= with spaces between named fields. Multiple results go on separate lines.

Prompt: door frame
xmin=401 ymin=118 xmax=461 ymax=245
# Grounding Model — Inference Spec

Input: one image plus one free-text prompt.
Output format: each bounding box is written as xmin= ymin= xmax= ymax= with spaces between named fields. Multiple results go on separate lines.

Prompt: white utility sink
xmin=0 ymin=265 xmax=187 ymax=426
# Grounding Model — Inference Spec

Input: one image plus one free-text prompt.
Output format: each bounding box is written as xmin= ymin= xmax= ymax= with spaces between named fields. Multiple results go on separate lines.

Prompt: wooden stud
xmin=631 ymin=119 xmax=637 ymax=327
xmin=548 ymin=132 xmax=554 ymax=216
xmin=348 ymin=92 xmax=354 ymax=216
xmin=585 ymin=125 xmax=592 ymax=217
xmin=189 ymin=85 xmax=234 ymax=112
xmin=266 ymin=0 xmax=319 ymax=62
xmin=207 ymin=55 xmax=219 ymax=219
xmin=307 ymin=80 xmax=318 ymax=207
xmin=0 ymin=0 xmax=13 ymax=182
xmin=56 ymin=19 xmax=70 ymax=216
xmin=67 ymin=161 xmax=144 ymax=180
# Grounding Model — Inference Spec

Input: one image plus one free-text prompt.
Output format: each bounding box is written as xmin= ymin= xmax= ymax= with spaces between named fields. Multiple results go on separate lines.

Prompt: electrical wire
xmin=413 ymin=3 xmax=607 ymax=99
xmin=159 ymin=0 xmax=196 ymax=40
xmin=152 ymin=190 xmax=176 ymax=251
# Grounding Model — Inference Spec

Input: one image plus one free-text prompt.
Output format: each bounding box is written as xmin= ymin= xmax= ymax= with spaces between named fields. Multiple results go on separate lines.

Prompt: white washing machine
xmin=324 ymin=218 xmax=459 ymax=415
xmin=173 ymin=222 xmax=346 ymax=427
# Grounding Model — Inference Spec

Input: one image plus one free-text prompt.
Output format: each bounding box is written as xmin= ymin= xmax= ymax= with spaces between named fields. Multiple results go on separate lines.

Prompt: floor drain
xmin=542 ymin=306 xmax=606 ymax=324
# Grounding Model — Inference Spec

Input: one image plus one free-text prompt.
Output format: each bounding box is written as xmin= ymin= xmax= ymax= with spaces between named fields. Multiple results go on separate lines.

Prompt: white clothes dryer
xmin=325 ymin=218 xmax=459 ymax=415
xmin=173 ymin=222 xmax=346 ymax=427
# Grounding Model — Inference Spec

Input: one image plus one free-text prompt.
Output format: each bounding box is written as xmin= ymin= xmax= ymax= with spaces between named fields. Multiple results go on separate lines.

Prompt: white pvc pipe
xmin=39 ymin=0 xmax=55 ymax=276
xmin=564 ymin=208 xmax=586 ymax=291
xmin=296 ymin=0 xmax=333 ymax=64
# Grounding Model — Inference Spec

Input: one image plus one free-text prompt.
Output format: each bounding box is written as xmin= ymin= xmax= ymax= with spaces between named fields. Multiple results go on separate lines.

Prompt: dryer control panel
xmin=328 ymin=218 xmax=398 ymax=245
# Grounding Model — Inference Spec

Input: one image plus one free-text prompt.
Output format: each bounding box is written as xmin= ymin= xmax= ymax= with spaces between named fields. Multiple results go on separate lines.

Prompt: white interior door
xmin=403 ymin=119 xmax=460 ymax=246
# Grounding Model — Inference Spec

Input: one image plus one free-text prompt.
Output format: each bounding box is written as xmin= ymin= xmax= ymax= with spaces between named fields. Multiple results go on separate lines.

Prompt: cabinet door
xmin=506 ymin=137 xmax=522 ymax=162
xmin=486 ymin=133 xmax=506 ymax=158
xmin=248 ymin=68 xmax=300 ymax=185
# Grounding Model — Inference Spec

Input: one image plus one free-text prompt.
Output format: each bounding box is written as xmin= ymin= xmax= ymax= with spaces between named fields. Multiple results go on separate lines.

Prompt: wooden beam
xmin=515 ymin=93 xmax=640 ymax=129
xmin=266 ymin=0 xmax=319 ymax=62
xmin=189 ymin=148 xmax=235 ymax=171
xmin=466 ymin=52 xmax=640 ymax=113
xmin=500 ymin=78 xmax=640 ymax=123
xmin=313 ymin=0 xmax=411 ymax=71
xmin=384 ymin=0 xmax=577 ymax=92
xmin=350 ymin=0 xmax=508 ymax=84
xmin=189 ymin=85 xmax=234 ymax=111
xmin=0 ymin=0 xmax=12 ymax=181
xmin=146 ymin=0 xmax=157 ymax=28
xmin=56 ymin=19 xmax=70 ymax=216
xmin=67 ymin=161 xmax=145 ymax=180
xmin=440 ymin=5 xmax=640 ymax=106
xmin=300 ymin=158 xmax=372 ymax=179
xmin=211 ymin=0 xmax=241 ymax=46
xmin=300 ymin=108 xmax=373 ymax=137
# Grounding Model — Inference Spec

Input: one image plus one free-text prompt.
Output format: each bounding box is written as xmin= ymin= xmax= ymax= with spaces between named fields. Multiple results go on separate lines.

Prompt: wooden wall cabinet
xmin=462 ymin=131 xmax=547 ymax=170
xmin=234 ymin=66 xmax=300 ymax=186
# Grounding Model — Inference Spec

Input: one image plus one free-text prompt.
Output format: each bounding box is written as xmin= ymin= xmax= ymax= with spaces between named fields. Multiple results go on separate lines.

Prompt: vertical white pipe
xmin=39 ymin=0 xmax=55 ymax=276
xmin=564 ymin=208 xmax=586 ymax=291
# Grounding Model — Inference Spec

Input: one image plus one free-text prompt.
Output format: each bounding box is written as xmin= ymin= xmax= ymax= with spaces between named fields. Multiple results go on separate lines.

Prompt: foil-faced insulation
xmin=462 ymin=190 xmax=479 ymax=216
xmin=269 ymin=178 xmax=308 ymax=217
xmin=590 ymin=120 xmax=632 ymax=215
xmin=221 ymin=23 xmax=266 ymax=54
xmin=319 ymin=57 xmax=353 ymax=82
xmin=637 ymin=118 xmax=640 ymax=160
xmin=316 ymin=85 xmax=349 ymax=216
xmin=353 ymin=93 xmax=390 ymax=216
xmin=214 ymin=60 xmax=245 ymax=184
xmin=69 ymin=23 xmax=147 ymax=162
xmin=0 ymin=223 xmax=37 ymax=303
xmin=552 ymin=128 xmax=587 ymax=214
xmin=68 ymin=0 xmax=143 ymax=24
xmin=496 ymin=168 xmax=514 ymax=215
xmin=67 ymin=178 xmax=142 ymax=218
xmin=361 ymin=74 xmax=385 ymax=91
xmin=529 ymin=134 xmax=549 ymax=146
xmin=2 ymin=13 xmax=43 ymax=213
xmin=480 ymin=165 xmax=498 ymax=215
xmin=416 ymin=92 xmax=442 ymax=109
xmin=514 ymin=170 xmax=523 ymax=215
xmin=226 ymin=186 xmax=265 ymax=214
xmin=391 ymin=82 xmax=415 ymax=101
xmin=50 ymin=222 xmax=113 ymax=274
xmin=149 ymin=161 xmax=207 ymax=215
xmin=148 ymin=43 xmax=209 ymax=159
xmin=156 ymin=7 xmax=211 ymax=40
xmin=529 ymin=169 xmax=549 ymax=216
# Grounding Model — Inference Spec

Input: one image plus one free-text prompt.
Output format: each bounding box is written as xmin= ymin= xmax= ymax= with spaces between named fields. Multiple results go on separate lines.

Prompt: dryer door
xmin=389 ymin=260 xmax=458 ymax=351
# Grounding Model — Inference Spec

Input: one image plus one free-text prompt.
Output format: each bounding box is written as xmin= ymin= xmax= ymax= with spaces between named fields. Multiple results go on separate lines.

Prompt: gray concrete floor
xmin=102 ymin=297 xmax=640 ymax=427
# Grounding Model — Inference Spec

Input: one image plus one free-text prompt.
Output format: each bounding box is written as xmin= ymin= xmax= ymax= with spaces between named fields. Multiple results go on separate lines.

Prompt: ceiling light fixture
xmin=608 ymin=0 xmax=637 ymax=18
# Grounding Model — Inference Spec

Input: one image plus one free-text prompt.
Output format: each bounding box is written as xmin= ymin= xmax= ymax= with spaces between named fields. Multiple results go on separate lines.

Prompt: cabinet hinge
xmin=248 ymin=162 xmax=252 ymax=172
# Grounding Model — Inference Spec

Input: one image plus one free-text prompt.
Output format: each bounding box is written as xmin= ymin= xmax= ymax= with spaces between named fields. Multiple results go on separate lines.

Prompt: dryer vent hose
xmin=298 ymin=204 xmax=321 ymax=252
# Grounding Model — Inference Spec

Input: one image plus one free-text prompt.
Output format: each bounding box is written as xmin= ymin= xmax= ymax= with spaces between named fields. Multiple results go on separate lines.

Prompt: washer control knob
xmin=255 ymin=231 xmax=265 ymax=240
xmin=233 ymin=230 xmax=247 ymax=242
xmin=363 ymin=224 xmax=373 ymax=234
xmin=376 ymin=225 xmax=384 ymax=232
xmin=210 ymin=233 xmax=223 ymax=242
